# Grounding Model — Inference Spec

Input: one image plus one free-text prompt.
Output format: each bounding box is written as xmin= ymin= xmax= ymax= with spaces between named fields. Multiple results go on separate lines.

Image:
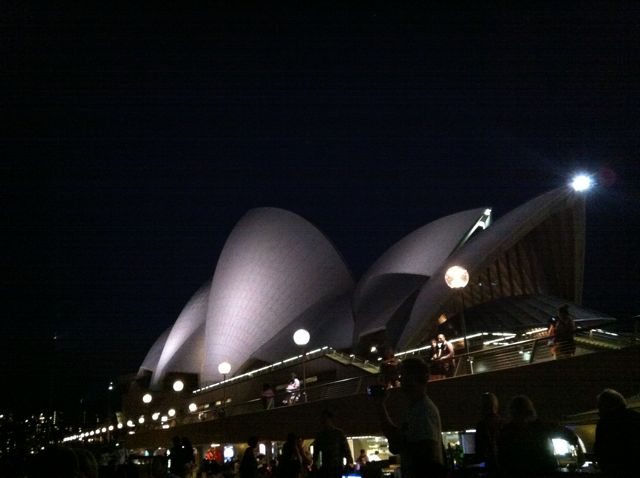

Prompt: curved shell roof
xmin=137 ymin=327 xmax=171 ymax=377
xmin=150 ymin=281 xmax=210 ymax=388
xmin=398 ymin=187 xmax=585 ymax=349
xmin=201 ymin=208 xmax=354 ymax=383
xmin=353 ymin=208 xmax=488 ymax=340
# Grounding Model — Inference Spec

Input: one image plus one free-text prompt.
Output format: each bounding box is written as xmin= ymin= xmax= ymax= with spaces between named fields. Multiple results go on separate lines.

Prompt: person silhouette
xmin=594 ymin=388 xmax=640 ymax=476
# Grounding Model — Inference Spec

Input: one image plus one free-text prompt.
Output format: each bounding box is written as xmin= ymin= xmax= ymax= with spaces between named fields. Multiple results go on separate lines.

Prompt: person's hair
xmin=597 ymin=388 xmax=627 ymax=414
xmin=480 ymin=392 xmax=499 ymax=416
xmin=247 ymin=436 xmax=259 ymax=447
xmin=400 ymin=357 xmax=430 ymax=385
xmin=321 ymin=408 xmax=334 ymax=420
xmin=29 ymin=445 xmax=79 ymax=478
xmin=508 ymin=395 xmax=537 ymax=422
xmin=73 ymin=448 xmax=98 ymax=478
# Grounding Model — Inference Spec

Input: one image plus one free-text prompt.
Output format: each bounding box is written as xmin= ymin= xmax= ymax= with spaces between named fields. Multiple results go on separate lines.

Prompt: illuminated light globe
xmin=117 ymin=423 xmax=123 ymax=429
xmin=293 ymin=328 xmax=310 ymax=346
xmin=188 ymin=403 xmax=198 ymax=412
xmin=126 ymin=420 xmax=135 ymax=428
xmin=168 ymin=408 xmax=176 ymax=417
xmin=218 ymin=362 xmax=231 ymax=375
xmin=172 ymin=380 xmax=184 ymax=392
xmin=445 ymin=266 xmax=470 ymax=289
xmin=571 ymin=174 xmax=592 ymax=192
xmin=152 ymin=412 xmax=160 ymax=421
xmin=138 ymin=416 xmax=145 ymax=424
xmin=101 ymin=427 xmax=107 ymax=433
xmin=142 ymin=393 xmax=152 ymax=404
xmin=108 ymin=425 xmax=114 ymax=431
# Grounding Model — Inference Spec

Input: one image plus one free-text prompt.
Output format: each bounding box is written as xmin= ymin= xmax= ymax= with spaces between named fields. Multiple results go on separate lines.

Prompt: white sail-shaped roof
xmin=398 ymin=187 xmax=586 ymax=349
xmin=201 ymin=208 xmax=353 ymax=383
xmin=353 ymin=208 xmax=489 ymax=340
xmin=150 ymin=281 xmax=210 ymax=388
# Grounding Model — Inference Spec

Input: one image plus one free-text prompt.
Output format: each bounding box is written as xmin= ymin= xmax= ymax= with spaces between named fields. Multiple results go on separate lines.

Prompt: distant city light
xmin=571 ymin=174 xmax=592 ymax=191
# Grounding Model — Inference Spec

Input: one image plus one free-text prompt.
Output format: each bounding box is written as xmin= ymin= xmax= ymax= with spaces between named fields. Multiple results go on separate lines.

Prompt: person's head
xmin=431 ymin=338 xmax=437 ymax=347
xmin=151 ymin=456 xmax=169 ymax=478
xmin=508 ymin=395 xmax=537 ymax=423
xmin=290 ymin=373 xmax=297 ymax=380
xmin=320 ymin=408 xmax=335 ymax=426
xmin=74 ymin=448 xmax=98 ymax=478
xmin=29 ymin=445 xmax=79 ymax=478
xmin=597 ymin=388 xmax=627 ymax=416
xmin=247 ymin=436 xmax=259 ymax=448
xmin=437 ymin=334 xmax=446 ymax=343
xmin=359 ymin=449 xmax=365 ymax=455
xmin=480 ymin=392 xmax=499 ymax=416
xmin=399 ymin=357 xmax=429 ymax=393
xmin=263 ymin=383 xmax=271 ymax=390
xmin=558 ymin=304 xmax=570 ymax=319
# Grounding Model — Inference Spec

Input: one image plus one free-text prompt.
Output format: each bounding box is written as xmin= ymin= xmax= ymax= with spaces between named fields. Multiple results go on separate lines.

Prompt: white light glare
xmin=293 ymin=329 xmax=310 ymax=346
xmin=172 ymin=380 xmax=185 ymax=392
xmin=571 ymin=174 xmax=592 ymax=192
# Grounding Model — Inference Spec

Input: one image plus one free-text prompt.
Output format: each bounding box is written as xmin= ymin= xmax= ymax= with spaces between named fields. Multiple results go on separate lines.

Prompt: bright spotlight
xmin=293 ymin=329 xmax=310 ymax=346
xmin=172 ymin=380 xmax=185 ymax=392
xmin=571 ymin=174 xmax=592 ymax=192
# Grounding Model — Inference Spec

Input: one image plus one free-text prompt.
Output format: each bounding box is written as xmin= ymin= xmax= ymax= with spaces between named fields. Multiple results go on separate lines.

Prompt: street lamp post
xmin=293 ymin=329 xmax=310 ymax=402
xmin=218 ymin=362 xmax=231 ymax=411
xmin=445 ymin=265 xmax=473 ymax=374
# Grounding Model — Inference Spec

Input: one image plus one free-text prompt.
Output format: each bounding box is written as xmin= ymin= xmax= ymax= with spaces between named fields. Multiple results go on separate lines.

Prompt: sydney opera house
xmin=138 ymin=185 xmax=606 ymax=391
xmin=66 ymin=184 xmax=638 ymax=470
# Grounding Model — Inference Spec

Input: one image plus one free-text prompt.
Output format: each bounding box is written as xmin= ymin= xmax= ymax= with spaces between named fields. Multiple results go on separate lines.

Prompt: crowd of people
xmin=9 ymin=305 xmax=635 ymax=478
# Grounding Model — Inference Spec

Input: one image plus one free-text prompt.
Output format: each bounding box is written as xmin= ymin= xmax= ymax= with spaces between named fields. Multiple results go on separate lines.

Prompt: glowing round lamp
xmin=168 ymin=408 xmax=176 ymax=417
xmin=152 ymin=412 xmax=160 ymax=421
xmin=108 ymin=425 xmax=114 ymax=431
xmin=117 ymin=423 xmax=123 ymax=429
xmin=138 ymin=416 xmax=145 ymax=424
xmin=445 ymin=266 xmax=470 ymax=289
xmin=218 ymin=362 xmax=231 ymax=375
xmin=126 ymin=420 xmax=135 ymax=428
xmin=142 ymin=393 xmax=152 ymax=404
xmin=172 ymin=380 xmax=185 ymax=392
xmin=188 ymin=403 xmax=198 ymax=413
xmin=571 ymin=174 xmax=592 ymax=192
xmin=293 ymin=329 xmax=310 ymax=346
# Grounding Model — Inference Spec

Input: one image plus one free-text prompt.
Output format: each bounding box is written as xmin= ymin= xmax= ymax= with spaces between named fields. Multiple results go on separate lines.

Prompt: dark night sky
xmin=1 ymin=3 xmax=638 ymax=418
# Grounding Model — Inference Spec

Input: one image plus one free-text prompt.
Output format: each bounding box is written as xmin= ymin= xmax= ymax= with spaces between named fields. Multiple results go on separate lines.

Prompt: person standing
xmin=436 ymin=334 xmax=455 ymax=377
xmin=474 ymin=392 xmax=503 ymax=476
xmin=286 ymin=373 xmax=301 ymax=405
xmin=553 ymin=305 xmax=576 ymax=358
xmin=239 ymin=436 xmax=259 ymax=478
xmin=375 ymin=357 xmax=445 ymax=478
xmin=594 ymin=388 xmax=640 ymax=476
xmin=312 ymin=409 xmax=353 ymax=478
